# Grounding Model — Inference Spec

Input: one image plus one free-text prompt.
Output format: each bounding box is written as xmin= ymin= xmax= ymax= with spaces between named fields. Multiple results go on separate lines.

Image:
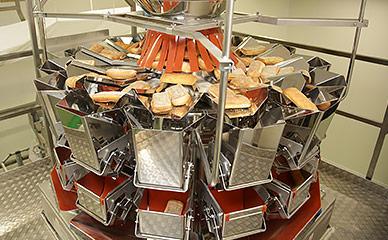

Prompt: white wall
xmin=284 ymin=0 xmax=388 ymax=186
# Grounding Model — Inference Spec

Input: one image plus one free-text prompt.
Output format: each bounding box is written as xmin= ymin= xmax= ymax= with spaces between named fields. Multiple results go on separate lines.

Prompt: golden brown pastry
xmin=89 ymin=43 xmax=104 ymax=53
xmin=283 ymin=87 xmax=318 ymax=111
xmin=65 ymin=75 xmax=84 ymax=89
xmin=240 ymin=45 xmax=267 ymax=56
xmin=258 ymin=56 xmax=284 ymax=65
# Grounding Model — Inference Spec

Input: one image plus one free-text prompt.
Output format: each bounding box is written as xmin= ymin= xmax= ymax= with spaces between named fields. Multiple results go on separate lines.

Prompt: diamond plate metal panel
xmin=222 ymin=210 xmax=264 ymax=239
xmin=138 ymin=211 xmax=184 ymax=239
xmin=319 ymin=161 xmax=388 ymax=240
xmin=134 ymin=130 xmax=184 ymax=189
xmin=0 ymin=158 xmax=54 ymax=240
xmin=64 ymin=126 xmax=100 ymax=171
xmin=229 ymin=146 xmax=275 ymax=187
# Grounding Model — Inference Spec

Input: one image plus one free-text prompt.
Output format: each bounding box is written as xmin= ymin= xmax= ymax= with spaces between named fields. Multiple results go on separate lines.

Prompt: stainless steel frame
xmin=25 ymin=0 xmax=371 ymax=183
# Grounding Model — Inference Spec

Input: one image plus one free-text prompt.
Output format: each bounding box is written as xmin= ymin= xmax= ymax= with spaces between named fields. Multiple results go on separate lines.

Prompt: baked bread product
xmin=151 ymin=92 xmax=173 ymax=114
xmin=164 ymin=200 xmax=184 ymax=215
xmin=65 ymin=75 xmax=84 ymax=89
xmin=283 ymin=87 xmax=318 ymax=111
xmin=99 ymin=49 xmax=126 ymax=60
xmin=214 ymin=68 xmax=221 ymax=80
xmin=278 ymin=66 xmax=295 ymax=76
xmin=121 ymin=81 xmax=151 ymax=93
xmin=209 ymin=84 xmax=251 ymax=109
xmin=160 ymin=73 xmax=197 ymax=86
xmin=228 ymin=68 xmax=246 ymax=81
xmin=247 ymin=60 xmax=265 ymax=78
xmin=165 ymin=84 xmax=192 ymax=107
xmin=239 ymin=57 xmax=254 ymax=67
xmin=317 ymin=101 xmax=331 ymax=111
xmin=89 ymin=43 xmax=104 ymax=53
xmin=90 ymin=91 xmax=126 ymax=103
xmin=261 ymin=66 xmax=280 ymax=81
xmin=181 ymin=61 xmax=192 ymax=73
xmin=258 ymin=56 xmax=284 ymax=65
xmin=106 ymin=68 xmax=137 ymax=80
xmin=230 ymin=76 xmax=260 ymax=90
xmin=240 ymin=45 xmax=266 ymax=56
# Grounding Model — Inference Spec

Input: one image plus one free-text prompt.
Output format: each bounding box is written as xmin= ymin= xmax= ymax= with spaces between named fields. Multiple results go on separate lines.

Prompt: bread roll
xmin=106 ymin=68 xmax=137 ymax=80
xmin=151 ymin=92 xmax=173 ymax=114
xmin=258 ymin=56 xmax=284 ymax=65
xmin=160 ymin=73 xmax=197 ymax=86
xmin=164 ymin=200 xmax=184 ymax=215
xmin=278 ymin=66 xmax=295 ymax=76
xmin=90 ymin=91 xmax=126 ymax=103
xmin=240 ymin=45 xmax=266 ymax=56
xmin=261 ymin=66 xmax=280 ymax=81
xmin=165 ymin=84 xmax=192 ymax=106
xmin=239 ymin=57 xmax=254 ymax=67
xmin=89 ymin=43 xmax=104 ymax=53
xmin=247 ymin=60 xmax=265 ymax=78
xmin=208 ymin=84 xmax=251 ymax=109
xmin=65 ymin=75 xmax=84 ymax=89
xmin=230 ymin=76 xmax=260 ymax=90
xmin=228 ymin=68 xmax=246 ymax=81
xmin=283 ymin=88 xmax=318 ymax=111
xmin=121 ymin=81 xmax=151 ymax=93
xmin=317 ymin=101 xmax=331 ymax=111
xmin=181 ymin=61 xmax=192 ymax=73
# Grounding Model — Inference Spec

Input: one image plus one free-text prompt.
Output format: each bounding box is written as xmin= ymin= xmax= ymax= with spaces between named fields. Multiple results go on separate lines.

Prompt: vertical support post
xmin=366 ymin=105 xmax=388 ymax=180
xmin=26 ymin=0 xmax=42 ymax=78
xmin=127 ymin=0 xmax=138 ymax=35
xmin=210 ymin=0 xmax=234 ymax=187
xmin=35 ymin=0 xmax=48 ymax=62
xmin=343 ymin=0 xmax=367 ymax=98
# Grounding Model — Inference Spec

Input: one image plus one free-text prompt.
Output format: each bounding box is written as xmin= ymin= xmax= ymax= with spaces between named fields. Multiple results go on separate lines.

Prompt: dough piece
xmin=247 ymin=60 xmax=265 ymax=78
xmin=278 ymin=66 xmax=295 ymax=76
xmin=240 ymin=45 xmax=267 ymax=56
xmin=106 ymin=68 xmax=137 ymax=80
xmin=164 ymin=200 xmax=184 ymax=215
xmin=283 ymin=87 xmax=318 ymax=111
xmin=90 ymin=91 xmax=126 ymax=103
xmin=258 ymin=56 xmax=284 ymax=65
xmin=160 ymin=73 xmax=197 ymax=86
xmin=151 ymin=92 xmax=173 ymax=114
xmin=165 ymin=84 xmax=192 ymax=107
xmin=261 ymin=66 xmax=280 ymax=81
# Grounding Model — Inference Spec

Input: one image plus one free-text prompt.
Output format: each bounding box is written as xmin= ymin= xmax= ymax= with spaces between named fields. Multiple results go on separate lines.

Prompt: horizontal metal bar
xmin=0 ymin=6 xmax=17 ymax=12
xmin=39 ymin=12 xmax=107 ymax=20
xmin=256 ymin=15 xmax=368 ymax=27
xmin=0 ymin=102 xmax=41 ymax=122
xmin=233 ymin=32 xmax=388 ymax=66
xmin=0 ymin=49 xmax=44 ymax=62
xmin=336 ymin=110 xmax=382 ymax=128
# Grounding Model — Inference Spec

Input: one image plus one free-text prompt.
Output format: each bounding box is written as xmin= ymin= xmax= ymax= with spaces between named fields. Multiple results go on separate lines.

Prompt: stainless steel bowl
xmin=134 ymin=0 xmax=227 ymax=18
